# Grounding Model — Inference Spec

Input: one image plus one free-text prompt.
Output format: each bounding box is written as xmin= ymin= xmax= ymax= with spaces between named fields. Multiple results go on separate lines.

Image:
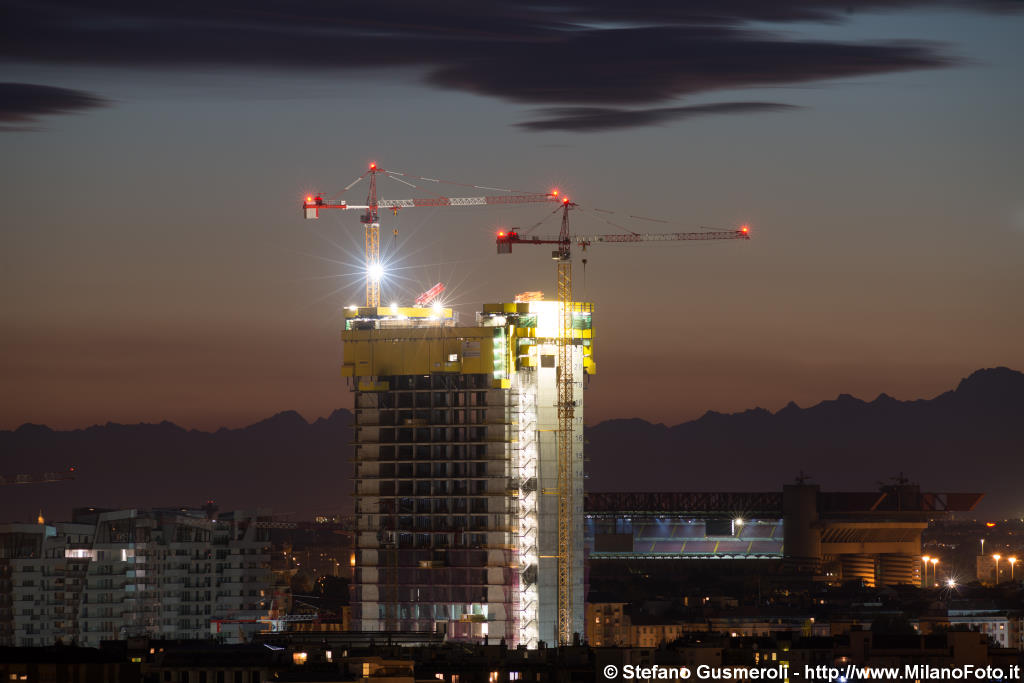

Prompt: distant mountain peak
xmin=954 ymin=366 xmax=1023 ymax=395
xmin=777 ymin=400 xmax=801 ymax=415
xmin=247 ymin=410 xmax=308 ymax=430
xmin=13 ymin=422 xmax=52 ymax=435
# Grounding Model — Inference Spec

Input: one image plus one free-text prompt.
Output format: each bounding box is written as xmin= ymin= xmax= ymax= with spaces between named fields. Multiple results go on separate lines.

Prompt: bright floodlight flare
xmin=947 ymin=578 xmax=957 ymax=588
xmin=368 ymin=262 xmax=384 ymax=282
xmin=734 ymin=518 xmax=744 ymax=526
xmin=432 ymin=301 xmax=443 ymax=315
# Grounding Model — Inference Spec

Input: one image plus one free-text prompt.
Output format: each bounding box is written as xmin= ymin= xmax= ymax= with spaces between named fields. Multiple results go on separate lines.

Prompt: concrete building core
xmin=342 ymin=301 xmax=594 ymax=646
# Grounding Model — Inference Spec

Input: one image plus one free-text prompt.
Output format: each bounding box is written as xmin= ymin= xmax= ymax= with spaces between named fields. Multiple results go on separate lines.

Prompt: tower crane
xmin=302 ymin=164 xmax=561 ymax=307
xmin=0 ymin=466 xmax=76 ymax=486
xmin=497 ymin=199 xmax=750 ymax=646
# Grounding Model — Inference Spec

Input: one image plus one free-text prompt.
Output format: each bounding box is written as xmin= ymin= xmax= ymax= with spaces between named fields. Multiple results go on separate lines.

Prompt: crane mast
xmin=498 ymin=205 xmax=750 ymax=646
xmin=362 ymin=165 xmax=381 ymax=306
xmin=555 ymin=201 xmax=574 ymax=648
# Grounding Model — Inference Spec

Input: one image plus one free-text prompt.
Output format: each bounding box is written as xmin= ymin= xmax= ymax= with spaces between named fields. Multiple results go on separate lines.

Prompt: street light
xmin=1009 ymin=556 xmax=1017 ymax=582
xmin=922 ymin=556 xmax=931 ymax=587
xmin=993 ymin=554 xmax=1002 ymax=583
xmin=930 ymin=557 xmax=939 ymax=587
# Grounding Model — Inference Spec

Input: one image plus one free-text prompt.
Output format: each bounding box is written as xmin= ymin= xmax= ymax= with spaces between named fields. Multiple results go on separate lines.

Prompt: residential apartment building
xmin=0 ymin=507 xmax=272 ymax=646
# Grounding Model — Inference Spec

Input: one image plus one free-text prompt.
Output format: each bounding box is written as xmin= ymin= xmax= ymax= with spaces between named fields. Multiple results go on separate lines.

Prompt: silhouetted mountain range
xmin=1 ymin=367 xmax=1021 ymax=523
xmin=584 ymin=367 xmax=1022 ymax=517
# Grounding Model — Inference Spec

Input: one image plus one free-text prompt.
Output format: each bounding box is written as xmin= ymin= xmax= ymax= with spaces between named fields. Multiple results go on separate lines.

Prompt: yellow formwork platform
xmin=340 ymin=300 xmax=594 ymax=378
xmin=342 ymin=326 xmax=495 ymax=377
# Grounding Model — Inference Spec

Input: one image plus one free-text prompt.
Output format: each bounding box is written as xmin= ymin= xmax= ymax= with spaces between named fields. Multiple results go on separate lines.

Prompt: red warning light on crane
xmin=551 ymin=189 xmax=559 ymax=197
xmin=369 ymin=162 xmax=377 ymax=170
xmin=497 ymin=230 xmax=506 ymax=237
xmin=305 ymin=196 xmax=312 ymax=202
xmin=740 ymin=225 xmax=750 ymax=234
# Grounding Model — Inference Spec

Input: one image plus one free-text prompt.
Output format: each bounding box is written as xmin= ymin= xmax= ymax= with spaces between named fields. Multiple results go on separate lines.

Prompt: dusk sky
xmin=1 ymin=1 xmax=1022 ymax=431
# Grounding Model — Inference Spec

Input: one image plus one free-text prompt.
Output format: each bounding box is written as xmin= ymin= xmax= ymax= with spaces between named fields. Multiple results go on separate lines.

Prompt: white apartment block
xmin=0 ymin=507 xmax=272 ymax=647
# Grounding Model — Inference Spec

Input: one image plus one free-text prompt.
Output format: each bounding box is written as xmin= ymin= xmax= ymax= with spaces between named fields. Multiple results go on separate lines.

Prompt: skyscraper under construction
xmin=343 ymin=300 xmax=594 ymax=647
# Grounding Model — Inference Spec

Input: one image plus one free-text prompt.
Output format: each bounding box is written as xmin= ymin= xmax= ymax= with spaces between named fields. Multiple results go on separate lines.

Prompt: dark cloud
xmin=427 ymin=28 xmax=954 ymax=105
xmin=0 ymin=1 xmax=1014 ymax=130
xmin=0 ymin=82 xmax=108 ymax=130
xmin=517 ymin=102 xmax=800 ymax=132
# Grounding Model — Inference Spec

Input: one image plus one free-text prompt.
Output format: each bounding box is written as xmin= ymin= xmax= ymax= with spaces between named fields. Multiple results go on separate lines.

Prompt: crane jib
xmin=376 ymin=194 xmax=557 ymax=209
